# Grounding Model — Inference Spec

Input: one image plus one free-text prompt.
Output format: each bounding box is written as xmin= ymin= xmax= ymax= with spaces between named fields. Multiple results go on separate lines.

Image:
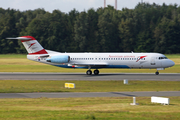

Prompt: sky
xmin=0 ymin=0 xmax=180 ymax=13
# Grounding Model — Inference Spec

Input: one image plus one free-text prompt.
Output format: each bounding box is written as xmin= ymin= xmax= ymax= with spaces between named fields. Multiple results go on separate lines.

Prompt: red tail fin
xmin=7 ymin=36 xmax=48 ymax=55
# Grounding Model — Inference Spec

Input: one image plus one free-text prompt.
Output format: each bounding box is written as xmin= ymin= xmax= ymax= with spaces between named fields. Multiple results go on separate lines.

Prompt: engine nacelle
xmin=46 ymin=55 xmax=70 ymax=63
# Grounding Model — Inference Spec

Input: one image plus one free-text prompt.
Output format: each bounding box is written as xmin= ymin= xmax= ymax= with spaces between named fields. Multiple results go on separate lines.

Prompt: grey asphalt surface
xmin=0 ymin=72 xmax=180 ymax=81
xmin=0 ymin=72 xmax=179 ymax=98
xmin=0 ymin=91 xmax=179 ymax=98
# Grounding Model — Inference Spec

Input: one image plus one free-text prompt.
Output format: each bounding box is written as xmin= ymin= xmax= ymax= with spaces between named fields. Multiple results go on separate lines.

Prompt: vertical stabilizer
xmin=7 ymin=36 xmax=48 ymax=55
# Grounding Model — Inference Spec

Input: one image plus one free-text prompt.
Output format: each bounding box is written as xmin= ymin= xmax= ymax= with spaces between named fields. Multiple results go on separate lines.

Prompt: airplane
xmin=7 ymin=36 xmax=175 ymax=75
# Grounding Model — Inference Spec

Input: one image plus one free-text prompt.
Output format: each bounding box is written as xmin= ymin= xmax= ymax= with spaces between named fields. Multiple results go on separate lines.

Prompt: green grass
xmin=0 ymin=80 xmax=180 ymax=93
xmin=0 ymin=54 xmax=26 ymax=58
xmin=0 ymin=97 xmax=180 ymax=119
xmin=165 ymin=54 xmax=180 ymax=58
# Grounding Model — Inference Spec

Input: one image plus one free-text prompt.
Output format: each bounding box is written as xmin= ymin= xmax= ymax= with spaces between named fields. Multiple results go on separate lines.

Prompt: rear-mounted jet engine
xmin=46 ymin=55 xmax=70 ymax=63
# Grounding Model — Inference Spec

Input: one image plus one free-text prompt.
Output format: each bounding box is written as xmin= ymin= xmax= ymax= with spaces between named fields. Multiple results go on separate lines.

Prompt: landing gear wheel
xmin=94 ymin=70 xmax=99 ymax=75
xmin=155 ymin=71 xmax=159 ymax=75
xmin=86 ymin=70 xmax=92 ymax=75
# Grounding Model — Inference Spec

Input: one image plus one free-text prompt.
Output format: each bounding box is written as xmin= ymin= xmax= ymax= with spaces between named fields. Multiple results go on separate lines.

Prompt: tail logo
xmin=28 ymin=42 xmax=36 ymax=49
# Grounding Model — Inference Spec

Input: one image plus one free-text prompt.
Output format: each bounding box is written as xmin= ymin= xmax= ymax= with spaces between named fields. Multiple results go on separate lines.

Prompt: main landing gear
xmin=86 ymin=69 xmax=99 ymax=75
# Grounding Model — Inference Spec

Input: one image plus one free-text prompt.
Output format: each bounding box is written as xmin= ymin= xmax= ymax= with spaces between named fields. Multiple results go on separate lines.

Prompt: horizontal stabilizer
xmin=6 ymin=37 xmax=31 ymax=40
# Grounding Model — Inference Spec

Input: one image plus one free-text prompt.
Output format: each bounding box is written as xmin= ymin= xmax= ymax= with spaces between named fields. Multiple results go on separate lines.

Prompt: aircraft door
xmin=151 ymin=57 xmax=162 ymax=67
xmin=151 ymin=57 xmax=156 ymax=65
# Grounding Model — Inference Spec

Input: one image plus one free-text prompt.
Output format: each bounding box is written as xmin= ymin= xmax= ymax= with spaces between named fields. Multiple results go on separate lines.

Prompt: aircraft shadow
xmin=110 ymin=92 xmax=135 ymax=97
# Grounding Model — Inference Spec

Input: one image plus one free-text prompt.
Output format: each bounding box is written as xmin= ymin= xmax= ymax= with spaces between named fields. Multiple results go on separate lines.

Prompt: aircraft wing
xmin=68 ymin=63 xmax=108 ymax=67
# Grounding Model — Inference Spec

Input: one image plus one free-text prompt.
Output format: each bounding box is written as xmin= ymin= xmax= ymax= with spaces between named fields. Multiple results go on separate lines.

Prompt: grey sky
xmin=0 ymin=0 xmax=179 ymax=13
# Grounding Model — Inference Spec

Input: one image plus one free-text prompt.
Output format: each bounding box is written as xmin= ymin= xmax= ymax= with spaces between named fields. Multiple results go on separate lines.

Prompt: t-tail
xmin=7 ymin=36 xmax=48 ymax=55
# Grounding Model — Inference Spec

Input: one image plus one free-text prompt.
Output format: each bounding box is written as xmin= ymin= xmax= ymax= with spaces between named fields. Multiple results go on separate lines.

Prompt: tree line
xmin=0 ymin=2 xmax=180 ymax=54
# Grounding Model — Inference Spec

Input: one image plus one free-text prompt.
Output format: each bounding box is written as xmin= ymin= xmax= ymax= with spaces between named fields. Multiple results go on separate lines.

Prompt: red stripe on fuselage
xmin=28 ymin=49 xmax=48 ymax=55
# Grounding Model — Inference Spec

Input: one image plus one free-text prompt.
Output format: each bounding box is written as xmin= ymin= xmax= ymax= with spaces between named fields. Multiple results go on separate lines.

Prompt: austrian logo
xmin=136 ymin=56 xmax=147 ymax=62
xmin=28 ymin=42 xmax=36 ymax=49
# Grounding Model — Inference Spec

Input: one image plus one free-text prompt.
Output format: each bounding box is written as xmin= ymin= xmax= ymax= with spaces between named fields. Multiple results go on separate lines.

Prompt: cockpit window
xmin=159 ymin=57 xmax=168 ymax=60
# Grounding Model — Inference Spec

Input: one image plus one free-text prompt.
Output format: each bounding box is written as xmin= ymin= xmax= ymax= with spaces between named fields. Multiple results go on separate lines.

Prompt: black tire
xmin=86 ymin=70 xmax=92 ymax=75
xmin=94 ymin=70 xmax=99 ymax=75
xmin=155 ymin=72 xmax=159 ymax=75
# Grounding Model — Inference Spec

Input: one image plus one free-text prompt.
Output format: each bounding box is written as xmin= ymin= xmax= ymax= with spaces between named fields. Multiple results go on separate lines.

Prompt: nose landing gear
xmin=155 ymin=71 xmax=159 ymax=75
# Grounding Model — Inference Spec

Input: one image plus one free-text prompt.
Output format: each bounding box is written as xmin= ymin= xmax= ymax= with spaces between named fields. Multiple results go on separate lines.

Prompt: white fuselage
xmin=27 ymin=52 xmax=175 ymax=70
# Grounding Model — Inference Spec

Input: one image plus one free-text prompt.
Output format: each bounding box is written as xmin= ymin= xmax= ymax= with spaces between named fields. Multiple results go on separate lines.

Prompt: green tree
xmin=74 ymin=11 xmax=88 ymax=51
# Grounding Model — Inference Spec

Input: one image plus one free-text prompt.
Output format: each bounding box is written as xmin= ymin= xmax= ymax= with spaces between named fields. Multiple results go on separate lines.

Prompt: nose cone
xmin=162 ymin=60 xmax=175 ymax=68
xmin=169 ymin=60 xmax=175 ymax=67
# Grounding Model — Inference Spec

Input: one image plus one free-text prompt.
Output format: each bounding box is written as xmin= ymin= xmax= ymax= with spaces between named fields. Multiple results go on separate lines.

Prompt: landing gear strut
xmin=86 ymin=66 xmax=92 ymax=75
xmin=155 ymin=71 xmax=159 ymax=75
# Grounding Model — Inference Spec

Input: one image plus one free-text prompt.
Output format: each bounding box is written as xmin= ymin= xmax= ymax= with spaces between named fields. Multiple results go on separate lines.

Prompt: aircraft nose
xmin=169 ymin=60 xmax=175 ymax=67
xmin=168 ymin=60 xmax=175 ymax=67
xmin=162 ymin=60 xmax=175 ymax=67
